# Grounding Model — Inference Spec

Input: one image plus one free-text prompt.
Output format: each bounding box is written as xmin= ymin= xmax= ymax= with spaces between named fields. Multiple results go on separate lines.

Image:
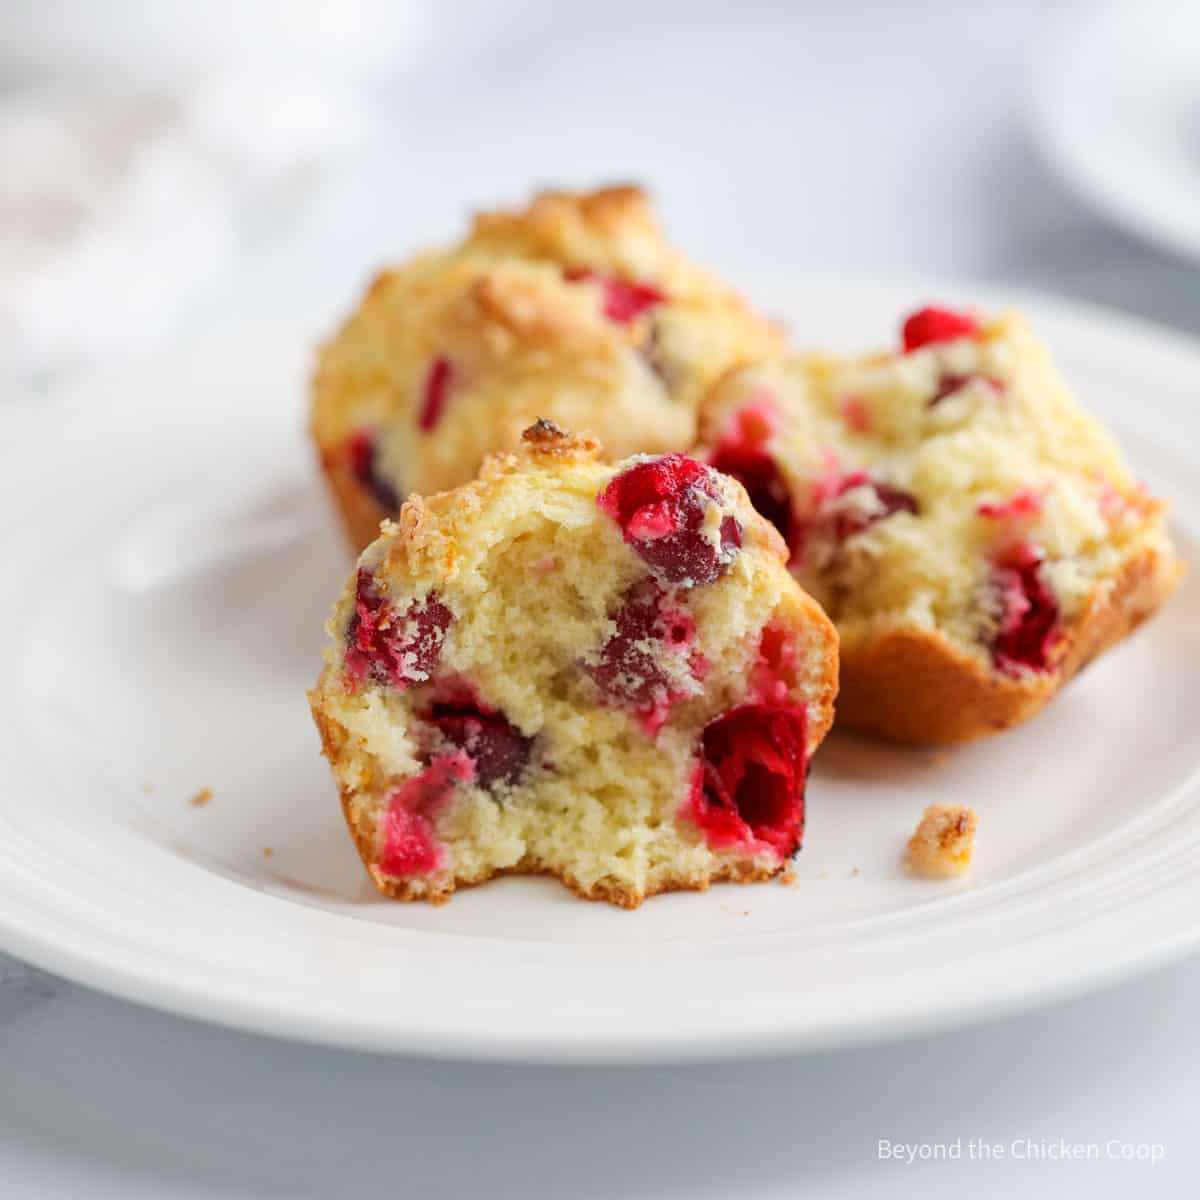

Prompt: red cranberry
xmin=638 ymin=321 xmax=678 ymax=391
xmin=428 ymin=703 xmax=531 ymax=790
xmin=989 ymin=544 xmax=1060 ymax=674
xmin=840 ymin=394 xmax=872 ymax=432
xmin=727 ymin=452 xmax=795 ymax=550
xmin=976 ymin=488 xmax=1042 ymax=520
xmin=597 ymin=454 xmax=742 ymax=585
xmin=582 ymin=581 xmax=698 ymax=731
xmin=686 ymin=704 xmax=808 ymax=859
xmin=929 ymin=372 xmax=1004 ymax=407
xmin=417 ymin=356 xmax=454 ymax=432
xmin=379 ymin=753 xmax=473 ymax=876
xmin=827 ymin=472 xmax=919 ymax=541
xmin=788 ymin=468 xmax=918 ymax=568
xmin=343 ymin=570 xmax=452 ymax=690
xmin=708 ymin=406 xmax=799 ymax=559
xmin=902 ymin=306 xmax=979 ymax=353
xmin=564 ymin=268 xmax=665 ymax=323
xmin=346 ymin=430 xmax=400 ymax=511
xmin=751 ymin=624 xmax=797 ymax=705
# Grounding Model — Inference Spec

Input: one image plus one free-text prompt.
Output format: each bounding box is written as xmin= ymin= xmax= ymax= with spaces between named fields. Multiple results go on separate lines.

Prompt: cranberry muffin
xmin=699 ymin=306 xmax=1180 ymax=744
xmin=308 ymin=422 xmax=838 ymax=907
xmin=311 ymin=185 xmax=785 ymax=550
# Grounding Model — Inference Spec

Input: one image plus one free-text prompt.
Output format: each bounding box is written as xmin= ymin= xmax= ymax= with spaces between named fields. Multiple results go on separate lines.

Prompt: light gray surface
xmin=3 ymin=1 xmax=1197 ymax=1195
xmin=0 ymin=954 xmax=1193 ymax=1198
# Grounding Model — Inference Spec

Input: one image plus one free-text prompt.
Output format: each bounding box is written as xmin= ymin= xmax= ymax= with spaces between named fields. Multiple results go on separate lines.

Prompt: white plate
xmin=1031 ymin=0 xmax=1200 ymax=263
xmin=1 ymin=280 xmax=1199 ymax=1063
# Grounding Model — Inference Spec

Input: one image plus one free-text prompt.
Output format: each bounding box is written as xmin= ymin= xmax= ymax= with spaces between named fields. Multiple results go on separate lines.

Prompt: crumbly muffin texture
xmin=907 ymin=804 xmax=977 ymax=878
xmin=311 ymin=185 xmax=784 ymax=549
xmin=699 ymin=306 xmax=1180 ymax=743
xmin=308 ymin=424 xmax=838 ymax=907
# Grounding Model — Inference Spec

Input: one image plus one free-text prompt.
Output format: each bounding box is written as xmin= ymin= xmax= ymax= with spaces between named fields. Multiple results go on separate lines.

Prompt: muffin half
xmin=309 ymin=423 xmax=838 ymax=906
xmin=698 ymin=306 xmax=1180 ymax=743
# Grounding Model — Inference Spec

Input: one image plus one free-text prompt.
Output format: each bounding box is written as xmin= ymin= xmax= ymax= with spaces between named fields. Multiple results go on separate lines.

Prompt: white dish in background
xmin=0 ymin=279 xmax=1198 ymax=1063
xmin=1031 ymin=0 xmax=1200 ymax=263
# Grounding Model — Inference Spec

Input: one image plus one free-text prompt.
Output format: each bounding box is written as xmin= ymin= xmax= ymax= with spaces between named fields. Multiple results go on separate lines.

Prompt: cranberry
xmin=597 ymin=454 xmax=742 ymax=585
xmin=708 ymin=404 xmax=799 ymax=558
xmin=929 ymin=372 xmax=1004 ymax=407
xmin=417 ymin=356 xmax=454 ymax=432
xmin=343 ymin=570 xmax=452 ymax=690
xmin=827 ymin=472 xmax=919 ymax=541
xmin=751 ymin=624 xmax=797 ymax=705
xmin=685 ymin=705 xmax=808 ymax=859
xmin=379 ymin=753 xmax=473 ymax=876
xmin=902 ymin=306 xmax=979 ymax=353
xmin=346 ymin=430 xmax=400 ymax=511
xmin=726 ymin=453 xmax=796 ymax=550
xmin=564 ymin=268 xmax=665 ymax=323
xmin=428 ymin=703 xmax=531 ymax=790
xmin=977 ymin=488 xmax=1042 ymax=520
xmin=639 ymin=321 xmax=675 ymax=390
xmin=809 ymin=449 xmax=846 ymax=509
xmin=989 ymin=544 xmax=1060 ymax=674
xmin=840 ymin=394 xmax=872 ymax=432
xmin=583 ymin=581 xmax=698 ymax=732
xmin=788 ymin=468 xmax=918 ymax=567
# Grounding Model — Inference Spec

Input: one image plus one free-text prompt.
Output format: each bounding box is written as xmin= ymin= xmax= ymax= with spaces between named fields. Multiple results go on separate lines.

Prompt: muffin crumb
xmin=907 ymin=804 xmax=977 ymax=877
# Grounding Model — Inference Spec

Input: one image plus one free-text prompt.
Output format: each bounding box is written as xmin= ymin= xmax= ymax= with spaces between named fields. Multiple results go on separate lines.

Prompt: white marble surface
xmin=3 ymin=1 xmax=1199 ymax=1195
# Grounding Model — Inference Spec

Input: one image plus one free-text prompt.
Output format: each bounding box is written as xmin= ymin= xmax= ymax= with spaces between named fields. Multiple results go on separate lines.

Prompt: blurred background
xmin=4 ymin=0 xmax=1199 ymax=395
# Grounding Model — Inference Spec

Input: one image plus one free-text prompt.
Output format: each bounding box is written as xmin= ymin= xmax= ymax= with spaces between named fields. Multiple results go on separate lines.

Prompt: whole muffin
xmin=308 ymin=422 xmax=838 ymax=907
xmin=698 ymin=305 xmax=1180 ymax=744
xmin=311 ymin=185 xmax=784 ymax=550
